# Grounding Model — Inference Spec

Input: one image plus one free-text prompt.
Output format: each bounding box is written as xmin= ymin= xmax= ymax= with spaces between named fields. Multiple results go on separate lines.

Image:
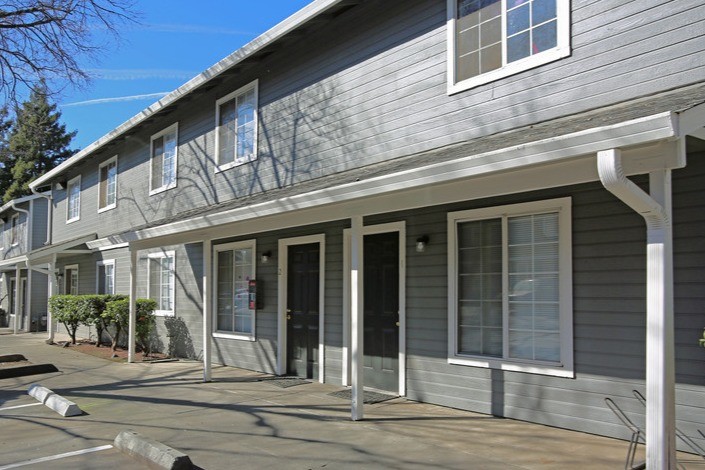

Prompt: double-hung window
xmin=150 ymin=124 xmax=178 ymax=194
xmin=448 ymin=198 xmax=573 ymax=377
xmin=96 ymin=260 xmax=115 ymax=295
xmin=98 ymin=156 xmax=118 ymax=211
xmin=448 ymin=0 xmax=570 ymax=93
xmin=148 ymin=251 xmax=175 ymax=316
xmin=213 ymin=240 xmax=256 ymax=340
xmin=65 ymin=264 xmax=79 ymax=295
xmin=67 ymin=175 xmax=81 ymax=223
xmin=215 ymin=80 xmax=258 ymax=172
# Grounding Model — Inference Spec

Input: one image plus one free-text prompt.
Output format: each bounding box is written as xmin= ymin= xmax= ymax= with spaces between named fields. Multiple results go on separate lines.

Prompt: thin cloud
xmin=62 ymin=92 xmax=170 ymax=107
xmin=87 ymin=68 xmax=198 ymax=81
xmin=146 ymin=23 xmax=255 ymax=36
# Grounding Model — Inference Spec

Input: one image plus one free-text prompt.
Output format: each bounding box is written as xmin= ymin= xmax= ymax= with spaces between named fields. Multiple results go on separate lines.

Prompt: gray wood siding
xmin=30 ymin=198 xmax=49 ymax=250
xmin=50 ymin=0 xmax=705 ymax=245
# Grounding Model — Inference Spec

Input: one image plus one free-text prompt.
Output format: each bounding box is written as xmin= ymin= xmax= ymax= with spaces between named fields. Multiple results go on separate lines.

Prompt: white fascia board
xmin=29 ymin=0 xmax=346 ymax=191
xmin=88 ymin=111 xmax=679 ymax=249
xmin=0 ymin=255 xmax=28 ymax=269
xmin=0 ymin=194 xmax=46 ymax=215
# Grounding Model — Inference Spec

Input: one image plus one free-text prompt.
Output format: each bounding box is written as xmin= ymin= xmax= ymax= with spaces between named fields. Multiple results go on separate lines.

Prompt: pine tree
xmin=1 ymin=84 xmax=77 ymax=203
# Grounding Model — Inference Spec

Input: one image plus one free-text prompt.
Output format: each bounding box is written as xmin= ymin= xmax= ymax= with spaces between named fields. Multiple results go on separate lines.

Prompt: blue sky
xmin=58 ymin=1 xmax=311 ymax=150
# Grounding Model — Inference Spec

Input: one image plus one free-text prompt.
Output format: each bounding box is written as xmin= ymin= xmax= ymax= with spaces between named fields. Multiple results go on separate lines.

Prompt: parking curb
xmin=27 ymin=384 xmax=83 ymax=417
xmin=114 ymin=430 xmax=194 ymax=469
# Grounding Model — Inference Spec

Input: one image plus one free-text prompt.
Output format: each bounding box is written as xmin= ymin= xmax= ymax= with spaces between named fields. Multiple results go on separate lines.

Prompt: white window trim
xmin=66 ymin=175 xmax=81 ymax=224
xmin=212 ymin=239 xmax=257 ymax=341
xmin=214 ymin=79 xmax=259 ymax=173
xmin=149 ymin=123 xmax=179 ymax=196
xmin=64 ymin=264 xmax=79 ymax=295
xmin=446 ymin=0 xmax=571 ymax=95
xmin=10 ymin=214 xmax=19 ymax=247
xmin=96 ymin=259 xmax=116 ymax=295
xmin=447 ymin=197 xmax=573 ymax=378
xmin=97 ymin=155 xmax=118 ymax=213
xmin=147 ymin=250 xmax=176 ymax=317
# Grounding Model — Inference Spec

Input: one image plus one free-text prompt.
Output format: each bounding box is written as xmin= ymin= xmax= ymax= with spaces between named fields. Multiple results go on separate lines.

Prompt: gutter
xmin=597 ymin=148 xmax=677 ymax=470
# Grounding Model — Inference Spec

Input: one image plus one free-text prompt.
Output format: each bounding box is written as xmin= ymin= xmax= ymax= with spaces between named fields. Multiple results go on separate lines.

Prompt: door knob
xmin=287 ymin=315 xmax=291 ymax=320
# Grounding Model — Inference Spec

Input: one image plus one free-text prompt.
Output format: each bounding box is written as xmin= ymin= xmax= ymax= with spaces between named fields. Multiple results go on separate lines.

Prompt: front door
xmin=286 ymin=243 xmax=320 ymax=380
xmin=363 ymin=232 xmax=399 ymax=393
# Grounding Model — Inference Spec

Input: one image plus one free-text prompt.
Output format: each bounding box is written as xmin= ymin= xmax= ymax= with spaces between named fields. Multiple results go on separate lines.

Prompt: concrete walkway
xmin=1 ymin=333 xmax=703 ymax=469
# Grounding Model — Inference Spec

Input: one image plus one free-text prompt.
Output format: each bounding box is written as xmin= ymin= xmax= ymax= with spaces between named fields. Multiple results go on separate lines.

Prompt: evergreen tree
xmin=1 ymin=85 xmax=76 ymax=203
xmin=0 ymin=106 xmax=14 ymax=199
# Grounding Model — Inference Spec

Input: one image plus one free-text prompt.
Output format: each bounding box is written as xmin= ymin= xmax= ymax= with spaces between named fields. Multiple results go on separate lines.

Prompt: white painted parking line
xmin=0 ymin=445 xmax=113 ymax=469
xmin=0 ymin=403 xmax=42 ymax=412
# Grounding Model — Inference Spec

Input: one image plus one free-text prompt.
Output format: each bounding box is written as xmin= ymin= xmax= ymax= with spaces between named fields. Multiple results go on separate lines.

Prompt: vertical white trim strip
xmin=127 ymin=248 xmax=137 ymax=363
xmin=350 ymin=216 xmax=364 ymax=421
xmin=203 ymin=239 xmax=212 ymax=382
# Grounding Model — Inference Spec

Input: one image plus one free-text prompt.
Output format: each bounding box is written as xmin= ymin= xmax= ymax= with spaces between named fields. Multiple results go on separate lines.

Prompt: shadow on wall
xmin=164 ymin=316 xmax=196 ymax=359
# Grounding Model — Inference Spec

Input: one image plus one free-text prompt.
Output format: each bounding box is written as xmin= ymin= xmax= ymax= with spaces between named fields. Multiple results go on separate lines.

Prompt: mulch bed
xmin=52 ymin=340 xmax=170 ymax=363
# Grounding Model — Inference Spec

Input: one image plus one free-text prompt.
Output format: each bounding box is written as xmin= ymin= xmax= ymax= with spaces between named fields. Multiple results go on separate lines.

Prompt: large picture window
xmin=150 ymin=124 xmax=178 ymax=194
xmin=98 ymin=156 xmax=118 ymax=211
xmin=215 ymin=80 xmax=258 ymax=172
xmin=67 ymin=175 xmax=81 ymax=223
xmin=447 ymin=198 xmax=573 ymax=377
xmin=213 ymin=241 xmax=256 ymax=340
xmin=448 ymin=0 xmax=570 ymax=93
xmin=148 ymin=251 xmax=175 ymax=316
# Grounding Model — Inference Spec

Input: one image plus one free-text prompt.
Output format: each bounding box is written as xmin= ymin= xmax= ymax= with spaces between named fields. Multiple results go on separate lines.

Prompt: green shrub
xmin=136 ymin=298 xmax=158 ymax=355
xmin=48 ymin=295 xmax=86 ymax=344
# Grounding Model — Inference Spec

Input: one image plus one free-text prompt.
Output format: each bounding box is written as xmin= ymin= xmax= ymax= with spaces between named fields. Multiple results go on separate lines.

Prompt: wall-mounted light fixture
xmin=416 ymin=235 xmax=429 ymax=253
xmin=261 ymin=250 xmax=273 ymax=264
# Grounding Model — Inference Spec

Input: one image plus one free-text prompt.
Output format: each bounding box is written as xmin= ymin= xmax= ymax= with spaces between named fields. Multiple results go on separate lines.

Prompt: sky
xmin=57 ymin=0 xmax=312 ymax=150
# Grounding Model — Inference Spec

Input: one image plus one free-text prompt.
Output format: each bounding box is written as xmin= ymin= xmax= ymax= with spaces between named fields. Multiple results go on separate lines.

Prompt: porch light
xmin=416 ymin=235 xmax=429 ymax=253
xmin=261 ymin=251 xmax=273 ymax=264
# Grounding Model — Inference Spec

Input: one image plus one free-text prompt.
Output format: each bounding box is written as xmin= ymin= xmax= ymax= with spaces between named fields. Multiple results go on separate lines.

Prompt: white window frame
xmin=214 ymin=80 xmax=259 ymax=173
xmin=147 ymin=251 xmax=176 ymax=317
xmin=447 ymin=197 xmax=573 ymax=378
xmin=149 ymin=123 xmax=179 ymax=195
xmin=65 ymin=264 xmax=79 ymax=295
xmin=447 ymin=0 xmax=571 ymax=94
xmin=96 ymin=259 xmax=116 ymax=295
xmin=98 ymin=155 xmax=118 ymax=213
xmin=66 ymin=175 xmax=81 ymax=224
xmin=212 ymin=239 xmax=257 ymax=341
xmin=10 ymin=214 xmax=19 ymax=246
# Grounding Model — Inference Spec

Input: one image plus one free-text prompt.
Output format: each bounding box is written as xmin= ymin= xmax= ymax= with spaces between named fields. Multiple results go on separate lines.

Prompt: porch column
xmin=645 ymin=169 xmax=676 ymax=469
xmin=350 ymin=215 xmax=364 ymax=421
xmin=13 ymin=265 xmax=20 ymax=334
xmin=26 ymin=263 xmax=32 ymax=332
xmin=47 ymin=254 xmax=57 ymax=342
xmin=127 ymin=246 xmax=137 ymax=363
xmin=202 ymin=238 xmax=212 ymax=382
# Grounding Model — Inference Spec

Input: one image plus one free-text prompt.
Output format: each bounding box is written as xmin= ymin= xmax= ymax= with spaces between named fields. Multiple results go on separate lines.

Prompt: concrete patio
xmin=1 ymin=332 xmax=703 ymax=469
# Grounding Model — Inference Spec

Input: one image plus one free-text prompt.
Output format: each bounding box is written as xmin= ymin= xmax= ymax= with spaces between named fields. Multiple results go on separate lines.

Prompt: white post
xmin=47 ymin=255 xmax=57 ymax=342
xmin=128 ymin=247 xmax=137 ymax=363
xmin=26 ymin=263 xmax=32 ymax=332
xmin=350 ymin=215 xmax=364 ymax=421
xmin=13 ymin=265 xmax=20 ymax=334
xmin=203 ymin=239 xmax=212 ymax=382
xmin=646 ymin=170 xmax=676 ymax=470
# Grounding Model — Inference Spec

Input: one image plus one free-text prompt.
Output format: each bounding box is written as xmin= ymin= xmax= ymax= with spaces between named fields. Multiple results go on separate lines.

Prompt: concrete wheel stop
xmin=27 ymin=384 xmax=83 ymax=417
xmin=114 ymin=430 xmax=194 ymax=469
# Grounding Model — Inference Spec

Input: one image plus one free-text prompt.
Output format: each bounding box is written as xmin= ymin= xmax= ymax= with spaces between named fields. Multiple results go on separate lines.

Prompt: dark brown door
xmin=364 ymin=232 xmax=399 ymax=393
xmin=287 ymin=243 xmax=320 ymax=380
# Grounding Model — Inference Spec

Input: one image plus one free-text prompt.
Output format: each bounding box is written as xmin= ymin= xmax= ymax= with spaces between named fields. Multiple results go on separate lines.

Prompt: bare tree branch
xmin=0 ymin=0 xmax=138 ymax=108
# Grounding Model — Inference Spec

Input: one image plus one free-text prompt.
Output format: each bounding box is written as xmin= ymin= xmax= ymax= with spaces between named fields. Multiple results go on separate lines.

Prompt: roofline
xmin=30 ymin=0 xmax=347 ymax=190
xmin=0 ymin=193 xmax=47 ymax=215
xmin=86 ymin=110 xmax=682 ymax=249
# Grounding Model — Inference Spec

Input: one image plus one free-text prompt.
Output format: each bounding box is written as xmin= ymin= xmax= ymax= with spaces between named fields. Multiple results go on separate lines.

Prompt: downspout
xmin=597 ymin=148 xmax=676 ymax=470
xmin=30 ymin=187 xmax=52 ymax=246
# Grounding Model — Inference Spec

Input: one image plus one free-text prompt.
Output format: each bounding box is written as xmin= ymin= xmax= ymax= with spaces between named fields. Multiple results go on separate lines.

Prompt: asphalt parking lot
xmin=1 ymin=332 xmax=704 ymax=469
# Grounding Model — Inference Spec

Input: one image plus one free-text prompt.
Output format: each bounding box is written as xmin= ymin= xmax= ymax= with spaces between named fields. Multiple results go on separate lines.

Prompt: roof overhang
xmin=0 ymin=255 xmax=27 ymax=270
xmin=28 ymin=233 xmax=98 ymax=263
xmin=29 ymin=0 xmax=353 ymax=191
xmin=87 ymin=110 xmax=686 ymax=250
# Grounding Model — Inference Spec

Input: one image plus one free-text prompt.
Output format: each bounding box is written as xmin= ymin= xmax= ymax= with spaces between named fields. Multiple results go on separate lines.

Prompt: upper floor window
xmin=0 ymin=220 xmax=4 ymax=250
xmin=10 ymin=214 xmax=18 ymax=246
xmin=148 ymin=251 xmax=175 ymax=316
xmin=447 ymin=197 xmax=573 ymax=377
xmin=215 ymin=80 xmax=258 ymax=172
xmin=98 ymin=156 xmax=118 ymax=212
xmin=150 ymin=123 xmax=178 ymax=195
xmin=96 ymin=259 xmax=115 ymax=295
xmin=448 ymin=0 xmax=570 ymax=94
xmin=67 ymin=175 xmax=81 ymax=223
